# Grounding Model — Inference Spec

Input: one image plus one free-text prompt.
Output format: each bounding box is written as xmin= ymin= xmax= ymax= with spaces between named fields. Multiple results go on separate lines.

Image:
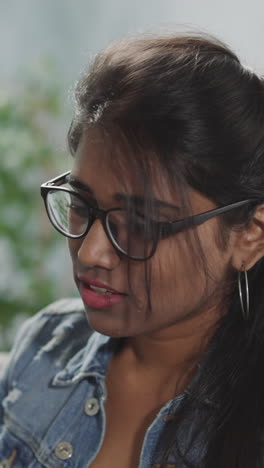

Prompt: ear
xmin=231 ymin=204 xmax=264 ymax=271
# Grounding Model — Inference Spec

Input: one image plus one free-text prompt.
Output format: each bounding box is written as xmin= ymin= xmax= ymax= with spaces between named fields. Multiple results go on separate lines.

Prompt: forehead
xmin=71 ymin=128 xmax=216 ymax=215
xmin=74 ymin=128 xmax=125 ymax=181
xmin=72 ymin=128 xmax=173 ymax=201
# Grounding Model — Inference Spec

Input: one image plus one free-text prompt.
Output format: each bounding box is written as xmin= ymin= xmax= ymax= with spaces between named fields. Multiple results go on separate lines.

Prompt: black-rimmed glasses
xmin=41 ymin=171 xmax=256 ymax=261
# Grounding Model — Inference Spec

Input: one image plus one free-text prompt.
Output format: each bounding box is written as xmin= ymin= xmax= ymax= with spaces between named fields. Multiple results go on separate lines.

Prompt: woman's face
xmin=68 ymin=129 xmax=234 ymax=338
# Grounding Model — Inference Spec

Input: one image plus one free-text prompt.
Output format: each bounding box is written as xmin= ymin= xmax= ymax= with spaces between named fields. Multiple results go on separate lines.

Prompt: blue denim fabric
xmin=0 ymin=299 xmax=204 ymax=468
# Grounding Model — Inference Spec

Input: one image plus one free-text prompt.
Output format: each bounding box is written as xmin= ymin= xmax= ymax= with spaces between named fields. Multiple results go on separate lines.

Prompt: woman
xmin=1 ymin=32 xmax=264 ymax=468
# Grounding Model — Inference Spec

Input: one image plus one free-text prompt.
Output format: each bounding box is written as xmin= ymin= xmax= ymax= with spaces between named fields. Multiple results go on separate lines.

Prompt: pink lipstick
xmin=77 ymin=275 xmax=127 ymax=309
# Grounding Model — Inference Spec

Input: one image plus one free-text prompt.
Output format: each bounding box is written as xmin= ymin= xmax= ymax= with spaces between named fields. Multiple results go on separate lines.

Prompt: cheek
xmin=146 ymin=226 xmax=227 ymax=317
xmin=128 ymin=234 xmax=198 ymax=314
xmin=197 ymin=220 xmax=232 ymax=276
xmin=150 ymin=237 xmax=198 ymax=303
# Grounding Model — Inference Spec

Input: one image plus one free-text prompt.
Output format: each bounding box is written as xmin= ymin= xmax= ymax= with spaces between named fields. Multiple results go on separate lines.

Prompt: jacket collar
xmin=52 ymin=331 xmax=121 ymax=387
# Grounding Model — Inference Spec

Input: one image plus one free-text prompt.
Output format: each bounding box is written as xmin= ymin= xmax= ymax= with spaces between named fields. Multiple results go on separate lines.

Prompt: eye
xmin=68 ymin=203 xmax=88 ymax=218
xmin=130 ymin=212 xmax=160 ymax=240
xmin=66 ymin=193 xmax=90 ymax=218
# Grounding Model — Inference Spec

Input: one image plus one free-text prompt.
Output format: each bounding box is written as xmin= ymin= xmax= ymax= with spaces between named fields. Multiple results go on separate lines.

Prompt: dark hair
xmin=68 ymin=33 xmax=264 ymax=467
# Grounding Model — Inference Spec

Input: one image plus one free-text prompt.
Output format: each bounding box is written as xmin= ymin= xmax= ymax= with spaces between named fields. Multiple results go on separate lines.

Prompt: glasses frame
xmin=41 ymin=171 xmax=257 ymax=261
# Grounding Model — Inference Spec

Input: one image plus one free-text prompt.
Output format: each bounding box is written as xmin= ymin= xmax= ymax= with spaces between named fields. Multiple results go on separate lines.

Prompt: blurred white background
xmin=1 ymin=0 xmax=264 ymax=89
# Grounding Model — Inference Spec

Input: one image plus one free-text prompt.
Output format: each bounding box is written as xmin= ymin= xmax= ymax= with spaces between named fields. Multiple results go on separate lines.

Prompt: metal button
xmin=0 ymin=449 xmax=17 ymax=467
xmin=0 ymin=462 xmax=11 ymax=468
xmin=84 ymin=397 xmax=100 ymax=416
xmin=54 ymin=441 xmax=73 ymax=460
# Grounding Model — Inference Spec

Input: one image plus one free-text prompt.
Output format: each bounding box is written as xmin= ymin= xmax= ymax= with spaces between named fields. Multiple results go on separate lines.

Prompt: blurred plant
xmin=0 ymin=60 xmax=75 ymax=350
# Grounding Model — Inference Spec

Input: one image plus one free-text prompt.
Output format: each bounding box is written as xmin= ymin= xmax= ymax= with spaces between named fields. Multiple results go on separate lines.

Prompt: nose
xmin=76 ymin=218 xmax=121 ymax=270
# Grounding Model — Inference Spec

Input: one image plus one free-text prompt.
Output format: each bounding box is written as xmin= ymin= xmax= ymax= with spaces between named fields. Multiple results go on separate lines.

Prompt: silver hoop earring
xmin=238 ymin=264 xmax=249 ymax=320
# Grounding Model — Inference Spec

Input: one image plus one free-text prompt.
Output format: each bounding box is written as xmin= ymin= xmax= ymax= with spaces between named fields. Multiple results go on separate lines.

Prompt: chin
xmin=82 ymin=301 xmax=163 ymax=339
xmin=83 ymin=306 xmax=132 ymax=338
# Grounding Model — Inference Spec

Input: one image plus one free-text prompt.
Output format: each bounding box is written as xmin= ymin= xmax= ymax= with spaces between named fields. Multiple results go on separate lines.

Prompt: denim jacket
xmin=0 ymin=299 xmax=204 ymax=468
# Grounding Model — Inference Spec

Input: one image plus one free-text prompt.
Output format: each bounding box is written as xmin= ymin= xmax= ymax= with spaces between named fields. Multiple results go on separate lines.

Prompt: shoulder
xmin=2 ymin=298 xmax=93 ymax=388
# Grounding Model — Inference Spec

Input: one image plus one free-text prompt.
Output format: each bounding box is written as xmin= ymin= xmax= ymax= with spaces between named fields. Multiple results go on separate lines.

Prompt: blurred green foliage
xmin=0 ymin=61 xmax=74 ymax=350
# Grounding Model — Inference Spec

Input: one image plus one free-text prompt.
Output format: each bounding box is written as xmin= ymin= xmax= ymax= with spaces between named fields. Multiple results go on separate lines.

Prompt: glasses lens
xmin=46 ymin=190 xmax=89 ymax=237
xmin=106 ymin=209 xmax=157 ymax=259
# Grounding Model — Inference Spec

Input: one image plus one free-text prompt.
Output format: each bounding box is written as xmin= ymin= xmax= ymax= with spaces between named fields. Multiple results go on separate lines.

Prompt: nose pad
xmin=77 ymin=218 xmax=120 ymax=268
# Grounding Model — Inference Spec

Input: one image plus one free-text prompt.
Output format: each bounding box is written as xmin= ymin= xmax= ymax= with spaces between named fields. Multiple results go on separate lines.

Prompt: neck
xmin=123 ymin=304 xmax=220 ymax=385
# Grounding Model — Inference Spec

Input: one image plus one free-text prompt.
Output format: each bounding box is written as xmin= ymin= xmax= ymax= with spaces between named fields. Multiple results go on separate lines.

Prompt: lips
xmin=76 ymin=274 xmax=127 ymax=309
xmin=77 ymin=275 xmax=126 ymax=295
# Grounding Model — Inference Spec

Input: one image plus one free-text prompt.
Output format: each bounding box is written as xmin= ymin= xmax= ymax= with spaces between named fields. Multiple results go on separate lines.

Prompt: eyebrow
xmin=67 ymin=175 xmax=180 ymax=212
xmin=67 ymin=175 xmax=94 ymax=196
